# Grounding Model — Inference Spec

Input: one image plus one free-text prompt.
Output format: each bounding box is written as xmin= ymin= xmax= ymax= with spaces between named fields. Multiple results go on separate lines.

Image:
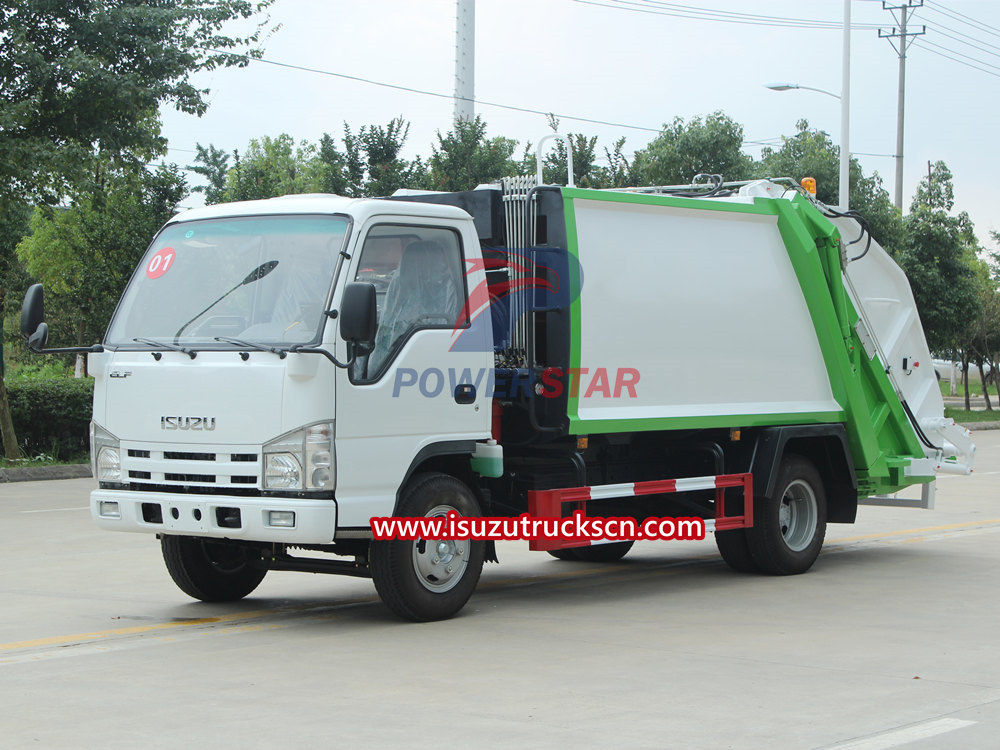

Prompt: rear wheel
xmin=161 ymin=535 xmax=266 ymax=602
xmin=715 ymin=528 xmax=760 ymax=573
xmin=547 ymin=549 xmax=581 ymax=561
xmin=370 ymin=473 xmax=485 ymax=622
xmin=745 ymin=455 xmax=827 ymax=575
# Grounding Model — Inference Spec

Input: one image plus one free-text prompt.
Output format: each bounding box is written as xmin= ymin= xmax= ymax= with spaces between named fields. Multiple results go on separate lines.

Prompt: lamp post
xmin=765 ymin=82 xmax=850 ymax=210
xmin=765 ymin=0 xmax=851 ymax=210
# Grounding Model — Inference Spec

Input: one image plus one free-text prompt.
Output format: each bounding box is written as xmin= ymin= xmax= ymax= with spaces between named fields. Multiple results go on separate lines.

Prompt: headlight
xmin=262 ymin=422 xmax=335 ymax=491
xmin=91 ymin=422 xmax=121 ymax=482
xmin=264 ymin=453 xmax=301 ymax=489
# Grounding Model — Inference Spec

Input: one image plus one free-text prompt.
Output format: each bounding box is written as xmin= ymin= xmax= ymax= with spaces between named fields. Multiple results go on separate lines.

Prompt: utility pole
xmin=840 ymin=0 xmax=850 ymax=210
xmin=879 ymin=1 xmax=926 ymax=211
xmin=453 ymin=0 xmax=475 ymax=125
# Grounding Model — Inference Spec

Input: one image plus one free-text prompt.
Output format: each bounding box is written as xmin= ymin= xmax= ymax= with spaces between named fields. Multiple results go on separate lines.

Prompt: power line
xmin=206 ymin=48 xmax=665 ymax=135
xmin=912 ymin=39 xmax=1000 ymax=79
xmin=194 ymin=49 xmax=896 ymax=161
xmin=575 ymin=0 xmax=882 ymax=30
xmin=924 ymin=0 xmax=1000 ymax=40
xmin=931 ymin=24 xmax=1000 ymax=60
xmin=920 ymin=38 xmax=1000 ymax=73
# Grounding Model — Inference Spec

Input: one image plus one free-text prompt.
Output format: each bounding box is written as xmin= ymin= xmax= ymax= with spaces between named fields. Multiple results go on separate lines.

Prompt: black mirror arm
xmin=28 ymin=343 xmax=104 ymax=355
xmin=288 ymin=343 xmax=356 ymax=369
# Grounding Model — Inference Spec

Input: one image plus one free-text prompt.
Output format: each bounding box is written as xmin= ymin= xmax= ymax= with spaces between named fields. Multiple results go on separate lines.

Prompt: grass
xmin=944 ymin=407 xmax=1000 ymax=424
xmin=0 ymin=452 xmax=89 ymax=469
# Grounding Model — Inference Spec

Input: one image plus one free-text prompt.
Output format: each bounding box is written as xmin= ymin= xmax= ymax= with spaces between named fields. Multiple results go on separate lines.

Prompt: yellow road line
xmin=0 ymin=609 xmax=284 ymax=651
xmin=828 ymin=518 xmax=1000 ymax=545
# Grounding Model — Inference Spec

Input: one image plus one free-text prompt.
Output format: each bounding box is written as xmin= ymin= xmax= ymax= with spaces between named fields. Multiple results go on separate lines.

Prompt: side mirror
xmin=339 ymin=282 xmax=377 ymax=345
xmin=28 ymin=322 xmax=49 ymax=352
xmin=21 ymin=284 xmax=45 ymax=338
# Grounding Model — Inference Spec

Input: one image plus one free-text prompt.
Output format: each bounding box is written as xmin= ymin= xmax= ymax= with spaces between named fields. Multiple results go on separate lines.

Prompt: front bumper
xmin=91 ymin=489 xmax=337 ymax=544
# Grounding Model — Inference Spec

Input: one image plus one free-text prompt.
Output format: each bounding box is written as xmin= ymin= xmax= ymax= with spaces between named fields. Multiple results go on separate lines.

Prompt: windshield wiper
xmin=133 ymin=337 xmax=197 ymax=359
xmin=214 ymin=336 xmax=287 ymax=359
xmin=175 ymin=260 xmax=279 ymax=339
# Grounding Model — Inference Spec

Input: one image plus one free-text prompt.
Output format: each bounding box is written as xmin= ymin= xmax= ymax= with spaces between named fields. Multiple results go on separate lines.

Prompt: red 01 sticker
xmin=147 ymin=247 xmax=176 ymax=279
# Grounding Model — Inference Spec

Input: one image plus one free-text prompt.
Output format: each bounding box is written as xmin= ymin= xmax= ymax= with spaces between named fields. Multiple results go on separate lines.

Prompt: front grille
xmin=121 ymin=444 xmax=263 ymax=490
xmin=127 ymin=482 xmax=262 ymax=497
xmin=165 ymin=473 xmax=215 ymax=483
xmin=164 ymin=451 xmax=216 ymax=461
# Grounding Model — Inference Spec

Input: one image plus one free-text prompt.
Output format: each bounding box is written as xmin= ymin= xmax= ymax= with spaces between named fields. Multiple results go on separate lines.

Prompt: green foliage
xmin=16 ymin=161 xmax=188 ymax=347
xmin=633 ymin=112 xmax=753 ymax=186
xmin=0 ymin=0 xmax=275 ymax=211
xmin=224 ymin=134 xmax=314 ymax=201
xmin=427 ymin=116 xmax=518 ymax=192
xmin=895 ymin=161 xmax=980 ymax=354
xmin=944 ymin=407 xmax=1000 ymax=424
xmin=344 ymin=117 xmax=426 ymax=197
xmin=189 ymin=144 xmax=231 ymax=205
xmin=308 ymin=134 xmax=351 ymax=196
xmin=757 ymin=120 xmax=903 ymax=251
xmin=6 ymin=377 xmax=93 ymax=457
xmin=5 ymin=359 xmax=74 ymax=382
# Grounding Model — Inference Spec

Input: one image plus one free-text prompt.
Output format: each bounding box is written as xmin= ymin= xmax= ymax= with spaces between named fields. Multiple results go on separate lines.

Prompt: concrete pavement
xmin=2 ymin=435 xmax=1000 ymax=748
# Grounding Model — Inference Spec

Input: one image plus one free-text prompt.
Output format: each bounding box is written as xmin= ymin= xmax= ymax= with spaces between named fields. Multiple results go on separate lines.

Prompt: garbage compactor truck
xmin=20 ymin=175 xmax=975 ymax=621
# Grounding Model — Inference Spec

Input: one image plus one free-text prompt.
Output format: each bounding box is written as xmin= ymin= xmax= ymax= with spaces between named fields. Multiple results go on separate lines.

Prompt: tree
xmin=0 ymin=0 xmax=275 ymax=211
xmin=224 ymin=134 xmax=315 ymax=201
xmin=632 ymin=112 xmax=753 ymax=186
xmin=344 ymin=117 xmax=426 ymax=197
xmin=0 ymin=203 xmax=30 ymax=458
xmin=189 ymin=144 xmax=231 ymax=205
xmin=757 ymin=120 xmax=903 ymax=251
xmin=0 ymin=0 xmax=273 ymax=458
xmin=967 ymin=259 xmax=1000 ymax=409
xmin=306 ymin=133 xmax=351 ymax=196
xmin=426 ymin=116 xmax=518 ymax=192
xmin=595 ymin=137 xmax=637 ymax=189
xmin=17 ymin=162 xmax=188 ymax=356
xmin=895 ymin=162 xmax=980 ymax=404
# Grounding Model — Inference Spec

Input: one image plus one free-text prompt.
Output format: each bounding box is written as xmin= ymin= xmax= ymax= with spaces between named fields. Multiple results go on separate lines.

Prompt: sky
xmin=159 ymin=0 xmax=1000 ymax=245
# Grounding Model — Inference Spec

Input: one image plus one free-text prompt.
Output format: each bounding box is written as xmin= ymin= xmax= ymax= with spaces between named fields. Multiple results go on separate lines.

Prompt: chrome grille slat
xmin=121 ymin=443 xmax=262 ymax=490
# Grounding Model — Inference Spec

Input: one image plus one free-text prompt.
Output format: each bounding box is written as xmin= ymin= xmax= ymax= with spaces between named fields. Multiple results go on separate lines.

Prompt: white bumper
xmin=91 ymin=489 xmax=337 ymax=544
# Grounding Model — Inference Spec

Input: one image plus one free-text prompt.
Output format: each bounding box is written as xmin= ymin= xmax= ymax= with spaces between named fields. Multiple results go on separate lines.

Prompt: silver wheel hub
xmin=413 ymin=504 xmax=470 ymax=593
xmin=779 ymin=479 xmax=818 ymax=553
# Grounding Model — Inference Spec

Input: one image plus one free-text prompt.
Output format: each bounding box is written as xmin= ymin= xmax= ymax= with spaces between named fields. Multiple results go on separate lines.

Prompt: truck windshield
xmin=105 ymin=215 xmax=350 ymax=348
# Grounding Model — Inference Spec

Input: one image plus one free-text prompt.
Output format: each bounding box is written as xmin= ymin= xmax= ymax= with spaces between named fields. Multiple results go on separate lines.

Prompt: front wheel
xmin=370 ymin=473 xmax=485 ymax=621
xmin=745 ymin=455 xmax=827 ymax=575
xmin=161 ymin=535 xmax=267 ymax=602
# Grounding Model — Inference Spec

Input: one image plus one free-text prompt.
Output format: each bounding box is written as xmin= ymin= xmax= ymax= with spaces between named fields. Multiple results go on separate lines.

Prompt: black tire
xmin=745 ymin=455 xmax=827 ymax=575
xmin=161 ymin=535 xmax=267 ymax=602
xmin=547 ymin=549 xmax=581 ymax=560
xmin=715 ymin=528 xmax=760 ymax=573
xmin=370 ymin=473 xmax=486 ymax=622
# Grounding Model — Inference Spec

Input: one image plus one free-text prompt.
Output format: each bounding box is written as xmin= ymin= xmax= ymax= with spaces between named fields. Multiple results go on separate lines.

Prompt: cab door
xmin=333 ymin=215 xmax=492 ymax=528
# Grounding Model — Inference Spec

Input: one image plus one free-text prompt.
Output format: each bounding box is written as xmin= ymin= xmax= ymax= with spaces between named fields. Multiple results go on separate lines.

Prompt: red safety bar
xmin=526 ymin=472 xmax=753 ymax=552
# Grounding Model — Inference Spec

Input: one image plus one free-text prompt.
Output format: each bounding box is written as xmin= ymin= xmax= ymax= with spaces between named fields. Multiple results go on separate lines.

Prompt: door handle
xmin=454 ymin=384 xmax=476 ymax=404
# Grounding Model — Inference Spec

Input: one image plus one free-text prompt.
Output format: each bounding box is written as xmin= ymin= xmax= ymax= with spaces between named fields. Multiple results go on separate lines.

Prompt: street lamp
xmin=765 ymin=82 xmax=850 ymax=210
xmin=765 ymin=83 xmax=840 ymax=100
xmin=765 ymin=0 xmax=851 ymax=210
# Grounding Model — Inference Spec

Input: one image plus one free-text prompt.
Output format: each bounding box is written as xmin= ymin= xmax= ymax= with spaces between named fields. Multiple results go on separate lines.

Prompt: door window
xmin=350 ymin=224 xmax=466 ymax=382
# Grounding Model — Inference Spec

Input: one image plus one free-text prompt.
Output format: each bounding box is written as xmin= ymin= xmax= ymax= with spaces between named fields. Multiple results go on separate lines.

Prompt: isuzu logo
xmin=161 ymin=416 xmax=217 ymax=431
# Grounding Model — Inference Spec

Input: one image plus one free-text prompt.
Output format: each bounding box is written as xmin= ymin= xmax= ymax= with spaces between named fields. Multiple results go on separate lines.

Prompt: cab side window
xmin=350 ymin=225 xmax=465 ymax=382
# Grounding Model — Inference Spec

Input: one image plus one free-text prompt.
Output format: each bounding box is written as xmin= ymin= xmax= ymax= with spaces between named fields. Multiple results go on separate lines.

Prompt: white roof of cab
xmin=167 ymin=193 xmax=473 ymax=225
